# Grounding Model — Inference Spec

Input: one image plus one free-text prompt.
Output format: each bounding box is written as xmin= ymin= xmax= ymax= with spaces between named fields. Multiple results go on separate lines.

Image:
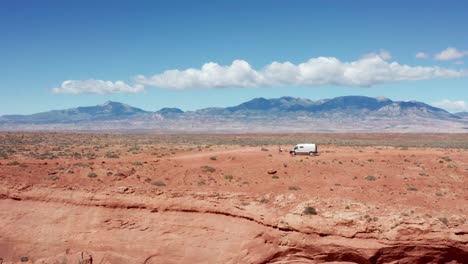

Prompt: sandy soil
xmin=0 ymin=133 xmax=467 ymax=263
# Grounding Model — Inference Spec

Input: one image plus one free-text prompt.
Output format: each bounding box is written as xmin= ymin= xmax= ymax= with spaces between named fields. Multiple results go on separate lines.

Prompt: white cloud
xmin=136 ymin=53 xmax=468 ymax=89
xmin=52 ymin=80 xmax=145 ymax=94
xmin=433 ymin=99 xmax=468 ymax=112
xmin=416 ymin=52 xmax=428 ymax=59
xmin=362 ymin=50 xmax=392 ymax=60
xmin=434 ymin=47 xmax=468 ymax=61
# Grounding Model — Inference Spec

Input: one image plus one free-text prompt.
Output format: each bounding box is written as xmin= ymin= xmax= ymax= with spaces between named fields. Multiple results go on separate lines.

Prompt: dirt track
xmin=0 ymin=133 xmax=467 ymax=263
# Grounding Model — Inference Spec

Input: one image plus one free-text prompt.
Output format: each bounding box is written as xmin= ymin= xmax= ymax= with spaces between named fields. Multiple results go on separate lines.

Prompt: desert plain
xmin=0 ymin=132 xmax=467 ymax=263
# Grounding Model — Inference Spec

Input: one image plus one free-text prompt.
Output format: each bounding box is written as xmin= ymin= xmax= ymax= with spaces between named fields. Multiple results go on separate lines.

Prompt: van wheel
xmin=309 ymin=152 xmax=314 ymax=156
xmin=291 ymin=151 xmax=296 ymax=156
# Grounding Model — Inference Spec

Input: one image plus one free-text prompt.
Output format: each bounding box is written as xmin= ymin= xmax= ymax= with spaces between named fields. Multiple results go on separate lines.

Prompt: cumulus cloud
xmin=136 ymin=53 xmax=468 ymax=89
xmin=415 ymin=52 xmax=428 ymax=59
xmin=362 ymin=50 xmax=392 ymax=60
xmin=434 ymin=47 xmax=468 ymax=61
xmin=433 ymin=99 xmax=468 ymax=112
xmin=52 ymin=80 xmax=145 ymax=94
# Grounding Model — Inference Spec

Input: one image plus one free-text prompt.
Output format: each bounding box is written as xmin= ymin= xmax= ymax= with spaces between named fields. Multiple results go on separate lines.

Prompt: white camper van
xmin=290 ymin=144 xmax=318 ymax=156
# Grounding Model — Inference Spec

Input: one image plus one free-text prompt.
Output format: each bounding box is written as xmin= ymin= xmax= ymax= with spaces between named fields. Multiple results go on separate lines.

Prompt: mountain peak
xmin=0 ymin=96 xmax=462 ymax=131
xmin=157 ymin=107 xmax=184 ymax=115
xmin=99 ymin=101 xmax=128 ymax=107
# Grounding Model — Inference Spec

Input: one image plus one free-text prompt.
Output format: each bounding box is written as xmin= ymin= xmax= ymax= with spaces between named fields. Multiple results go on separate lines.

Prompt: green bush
xmin=105 ymin=152 xmax=119 ymax=158
xmin=365 ymin=175 xmax=377 ymax=181
xmin=129 ymin=145 xmax=141 ymax=152
xmin=438 ymin=217 xmax=448 ymax=225
xmin=152 ymin=181 xmax=166 ymax=186
xmin=201 ymin=165 xmax=216 ymax=172
xmin=303 ymin=206 xmax=317 ymax=215
xmin=197 ymin=180 xmax=206 ymax=186
xmin=48 ymin=175 xmax=60 ymax=181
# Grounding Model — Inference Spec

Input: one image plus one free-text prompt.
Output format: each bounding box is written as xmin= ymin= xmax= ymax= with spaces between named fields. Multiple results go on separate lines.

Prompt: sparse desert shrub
xmin=224 ymin=174 xmax=233 ymax=180
xmin=21 ymin=256 xmax=29 ymax=262
xmin=260 ymin=198 xmax=269 ymax=203
xmin=7 ymin=161 xmax=20 ymax=166
xmin=0 ymin=150 xmax=9 ymax=159
xmin=129 ymin=145 xmax=140 ymax=152
xmin=435 ymin=192 xmax=444 ymax=196
xmin=261 ymin=147 xmax=269 ymax=151
xmin=105 ymin=152 xmax=119 ymax=159
xmin=407 ymin=186 xmax=418 ymax=191
xmin=84 ymin=152 xmax=97 ymax=160
xmin=303 ymin=206 xmax=317 ymax=215
xmin=201 ymin=165 xmax=216 ymax=172
xmin=48 ymin=175 xmax=60 ymax=181
xmin=132 ymin=161 xmax=143 ymax=166
xmin=365 ymin=175 xmax=377 ymax=181
xmin=288 ymin=186 xmax=301 ymax=191
xmin=440 ymin=156 xmax=452 ymax=162
xmin=197 ymin=180 xmax=206 ymax=186
xmin=272 ymin=175 xmax=279 ymax=179
xmin=438 ymin=217 xmax=449 ymax=225
xmin=73 ymin=162 xmax=89 ymax=168
xmin=87 ymin=172 xmax=97 ymax=178
xmin=209 ymin=156 xmax=217 ymax=160
xmin=152 ymin=181 xmax=166 ymax=186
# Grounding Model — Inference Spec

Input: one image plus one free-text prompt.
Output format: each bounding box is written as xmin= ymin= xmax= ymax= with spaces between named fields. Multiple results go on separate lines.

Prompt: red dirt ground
xmin=0 ymin=133 xmax=467 ymax=263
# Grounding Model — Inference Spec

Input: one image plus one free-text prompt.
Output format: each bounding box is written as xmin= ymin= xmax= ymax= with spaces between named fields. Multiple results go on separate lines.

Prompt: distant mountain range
xmin=1 ymin=96 xmax=467 ymax=132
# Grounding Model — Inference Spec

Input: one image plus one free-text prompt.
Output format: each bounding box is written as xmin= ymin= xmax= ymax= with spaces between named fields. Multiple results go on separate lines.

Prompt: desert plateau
xmin=0 ymin=132 xmax=466 ymax=263
xmin=4 ymin=1 xmax=468 ymax=263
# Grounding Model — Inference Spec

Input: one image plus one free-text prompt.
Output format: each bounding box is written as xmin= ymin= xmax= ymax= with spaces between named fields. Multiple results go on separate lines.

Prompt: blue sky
xmin=1 ymin=0 xmax=468 ymax=115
